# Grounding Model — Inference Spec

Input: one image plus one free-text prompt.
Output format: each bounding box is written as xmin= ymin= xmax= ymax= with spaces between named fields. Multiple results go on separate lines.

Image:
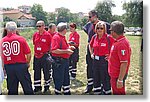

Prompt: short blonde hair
xmin=95 ymin=21 xmax=107 ymax=34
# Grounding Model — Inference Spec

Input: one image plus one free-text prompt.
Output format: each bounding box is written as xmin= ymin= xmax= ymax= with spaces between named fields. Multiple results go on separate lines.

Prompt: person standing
xmin=83 ymin=10 xmax=110 ymax=93
xmin=108 ymin=21 xmax=131 ymax=95
xmin=89 ymin=21 xmax=114 ymax=95
xmin=51 ymin=22 xmax=74 ymax=95
xmin=33 ymin=20 xmax=52 ymax=93
xmin=68 ymin=23 xmax=80 ymax=79
xmin=1 ymin=21 xmax=33 ymax=95
xmin=48 ymin=23 xmax=57 ymax=37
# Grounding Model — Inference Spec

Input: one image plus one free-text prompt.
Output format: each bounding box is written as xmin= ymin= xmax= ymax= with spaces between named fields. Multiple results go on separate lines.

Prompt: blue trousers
xmin=33 ymin=54 xmax=51 ymax=91
xmin=86 ymin=46 xmax=93 ymax=90
xmin=5 ymin=63 xmax=34 ymax=95
xmin=52 ymin=57 xmax=70 ymax=95
xmin=93 ymin=56 xmax=111 ymax=95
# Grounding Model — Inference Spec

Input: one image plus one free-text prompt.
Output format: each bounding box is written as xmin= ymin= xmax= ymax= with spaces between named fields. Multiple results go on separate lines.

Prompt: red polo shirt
xmin=68 ymin=31 xmax=80 ymax=48
xmin=90 ymin=34 xmax=115 ymax=56
xmin=48 ymin=31 xmax=57 ymax=37
xmin=108 ymin=36 xmax=131 ymax=78
xmin=33 ymin=30 xmax=52 ymax=58
xmin=1 ymin=33 xmax=31 ymax=64
xmin=51 ymin=33 xmax=70 ymax=58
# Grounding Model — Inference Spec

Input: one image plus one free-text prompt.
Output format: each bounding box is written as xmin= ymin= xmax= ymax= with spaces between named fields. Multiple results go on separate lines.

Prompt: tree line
xmin=3 ymin=0 xmax=143 ymax=28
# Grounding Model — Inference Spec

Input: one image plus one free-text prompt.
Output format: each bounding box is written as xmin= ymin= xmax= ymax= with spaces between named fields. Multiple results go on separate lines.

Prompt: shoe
xmin=34 ymin=88 xmax=42 ymax=94
xmin=43 ymin=89 xmax=51 ymax=94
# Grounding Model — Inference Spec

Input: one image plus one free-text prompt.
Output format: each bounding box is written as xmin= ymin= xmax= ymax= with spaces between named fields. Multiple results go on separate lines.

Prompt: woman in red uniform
xmin=68 ymin=23 xmax=80 ymax=79
xmin=89 ymin=21 xmax=114 ymax=95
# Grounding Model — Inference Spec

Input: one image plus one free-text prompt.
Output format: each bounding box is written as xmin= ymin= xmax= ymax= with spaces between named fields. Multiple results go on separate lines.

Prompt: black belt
xmin=94 ymin=55 xmax=105 ymax=60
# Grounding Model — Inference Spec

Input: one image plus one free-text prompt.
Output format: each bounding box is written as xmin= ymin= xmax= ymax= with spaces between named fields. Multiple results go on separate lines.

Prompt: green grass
xmin=2 ymin=30 xmax=143 ymax=95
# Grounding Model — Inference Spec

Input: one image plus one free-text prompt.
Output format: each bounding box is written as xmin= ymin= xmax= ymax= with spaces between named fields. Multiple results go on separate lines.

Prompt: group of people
xmin=83 ymin=10 xmax=131 ymax=95
xmin=0 ymin=20 xmax=80 ymax=95
xmin=0 ymin=10 xmax=131 ymax=95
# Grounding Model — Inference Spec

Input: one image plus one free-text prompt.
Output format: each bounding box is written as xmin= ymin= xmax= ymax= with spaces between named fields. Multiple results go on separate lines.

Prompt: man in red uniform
xmin=68 ymin=23 xmax=80 ymax=79
xmin=33 ymin=20 xmax=52 ymax=94
xmin=51 ymin=22 xmax=74 ymax=95
xmin=1 ymin=21 xmax=33 ymax=95
xmin=48 ymin=23 xmax=57 ymax=37
xmin=108 ymin=21 xmax=131 ymax=95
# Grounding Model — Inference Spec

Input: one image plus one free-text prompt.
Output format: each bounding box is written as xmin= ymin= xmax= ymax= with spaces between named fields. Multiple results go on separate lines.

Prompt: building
xmin=2 ymin=8 xmax=36 ymax=27
xmin=17 ymin=14 xmax=36 ymax=27
xmin=18 ymin=5 xmax=31 ymax=14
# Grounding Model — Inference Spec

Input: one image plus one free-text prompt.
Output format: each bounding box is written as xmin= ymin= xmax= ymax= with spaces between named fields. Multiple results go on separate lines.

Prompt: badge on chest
xmin=37 ymin=47 xmax=41 ymax=51
xmin=41 ymin=39 xmax=46 ymax=42
xmin=101 ymin=43 xmax=106 ymax=46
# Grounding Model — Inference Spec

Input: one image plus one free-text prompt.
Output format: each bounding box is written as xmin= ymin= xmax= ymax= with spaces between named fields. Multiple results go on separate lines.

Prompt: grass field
xmin=2 ymin=30 xmax=143 ymax=95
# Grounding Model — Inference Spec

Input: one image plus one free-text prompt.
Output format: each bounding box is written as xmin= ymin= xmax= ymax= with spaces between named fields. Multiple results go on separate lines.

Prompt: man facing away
xmin=1 ymin=21 xmax=33 ymax=95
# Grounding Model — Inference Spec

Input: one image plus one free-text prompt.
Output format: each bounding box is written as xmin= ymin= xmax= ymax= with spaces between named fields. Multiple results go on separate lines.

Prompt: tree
xmin=95 ymin=1 xmax=115 ymax=23
xmin=47 ymin=12 xmax=57 ymax=24
xmin=55 ymin=7 xmax=70 ymax=24
xmin=30 ymin=4 xmax=48 ymax=25
xmin=122 ymin=0 xmax=143 ymax=27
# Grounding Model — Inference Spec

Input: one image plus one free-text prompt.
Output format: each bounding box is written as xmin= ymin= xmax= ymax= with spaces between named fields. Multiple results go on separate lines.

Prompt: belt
xmin=35 ymin=51 xmax=49 ymax=55
xmin=94 ymin=55 xmax=105 ymax=60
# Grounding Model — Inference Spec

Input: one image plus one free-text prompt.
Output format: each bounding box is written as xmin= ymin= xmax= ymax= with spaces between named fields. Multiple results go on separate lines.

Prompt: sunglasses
xmin=89 ymin=16 xmax=92 ymax=18
xmin=36 ymin=25 xmax=42 ymax=27
xmin=97 ymin=27 xmax=104 ymax=30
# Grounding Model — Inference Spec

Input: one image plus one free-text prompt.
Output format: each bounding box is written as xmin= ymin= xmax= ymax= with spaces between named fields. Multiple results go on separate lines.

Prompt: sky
xmin=0 ymin=0 xmax=130 ymax=15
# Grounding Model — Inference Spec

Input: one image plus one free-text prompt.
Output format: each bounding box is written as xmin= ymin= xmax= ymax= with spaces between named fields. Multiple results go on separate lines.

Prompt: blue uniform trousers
xmin=5 ymin=63 xmax=34 ymax=95
xmin=52 ymin=57 xmax=71 ymax=95
xmin=85 ymin=46 xmax=93 ymax=92
xmin=33 ymin=54 xmax=51 ymax=92
xmin=69 ymin=48 xmax=79 ymax=78
xmin=93 ymin=56 xmax=111 ymax=95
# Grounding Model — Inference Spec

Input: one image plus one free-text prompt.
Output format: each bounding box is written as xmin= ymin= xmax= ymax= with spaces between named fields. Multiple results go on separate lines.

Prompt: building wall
xmin=17 ymin=19 xmax=36 ymax=27
xmin=3 ymin=12 xmax=24 ymax=20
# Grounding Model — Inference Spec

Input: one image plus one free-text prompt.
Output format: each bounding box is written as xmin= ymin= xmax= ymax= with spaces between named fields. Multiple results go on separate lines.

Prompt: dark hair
xmin=111 ymin=21 xmax=124 ymax=35
xmin=2 ymin=28 xmax=20 ymax=38
xmin=2 ymin=28 xmax=7 ymax=38
xmin=89 ymin=10 xmax=98 ymax=18
xmin=69 ymin=23 xmax=76 ymax=29
xmin=48 ymin=23 xmax=56 ymax=29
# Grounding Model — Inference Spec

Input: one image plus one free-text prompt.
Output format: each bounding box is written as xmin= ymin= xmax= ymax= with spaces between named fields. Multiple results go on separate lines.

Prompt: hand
xmin=27 ymin=63 xmax=30 ymax=69
xmin=105 ymin=54 xmax=109 ymax=61
xmin=117 ymin=80 xmax=123 ymax=89
xmin=91 ymin=53 xmax=94 ymax=59
xmin=67 ymin=49 xmax=74 ymax=55
xmin=69 ymin=46 xmax=76 ymax=50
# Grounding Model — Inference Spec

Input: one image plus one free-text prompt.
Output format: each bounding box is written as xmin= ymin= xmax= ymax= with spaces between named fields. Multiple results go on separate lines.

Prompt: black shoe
xmin=84 ymin=86 xmax=93 ymax=94
xmin=43 ymin=89 xmax=51 ymax=94
xmin=64 ymin=91 xmax=71 ymax=95
xmin=34 ymin=88 xmax=42 ymax=93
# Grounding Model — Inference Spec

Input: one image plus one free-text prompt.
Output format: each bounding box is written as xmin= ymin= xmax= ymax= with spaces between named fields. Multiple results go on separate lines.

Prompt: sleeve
xmin=75 ymin=33 xmax=80 ymax=47
xmin=83 ymin=22 xmax=90 ymax=34
xmin=22 ymin=38 xmax=31 ymax=54
xmin=48 ymin=34 xmax=52 ymax=48
xmin=106 ymin=22 xmax=111 ymax=34
xmin=109 ymin=36 xmax=115 ymax=48
xmin=32 ymin=33 xmax=36 ymax=45
xmin=51 ymin=36 xmax=60 ymax=51
xmin=89 ymin=35 xmax=94 ymax=48
xmin=117 ymin=44 xmax=129 ymax=63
